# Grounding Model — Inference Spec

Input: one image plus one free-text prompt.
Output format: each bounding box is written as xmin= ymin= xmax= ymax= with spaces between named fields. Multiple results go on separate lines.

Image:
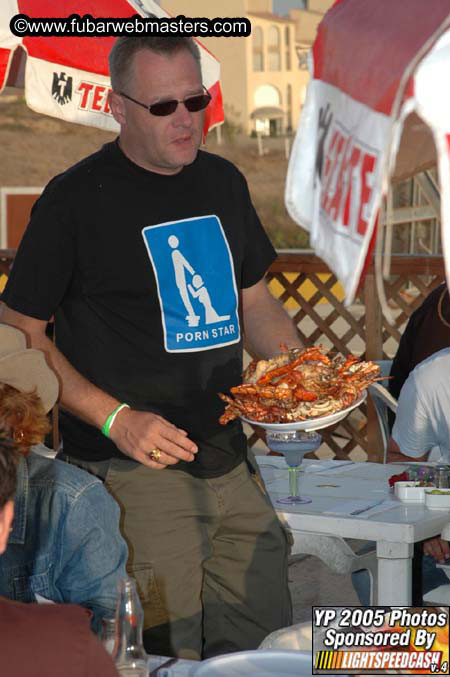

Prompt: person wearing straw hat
xmin=0 ymin=438 xmax=119 ymax=676
xmin=0 ymin=324 xmax=128 ymax=633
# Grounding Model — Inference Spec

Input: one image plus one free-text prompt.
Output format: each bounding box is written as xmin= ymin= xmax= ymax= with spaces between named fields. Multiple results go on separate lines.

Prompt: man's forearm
xmin=386 ymin=436 xmax=429 ymax=464
xmin=386 ymin=448 xmax=417 ymax=463
xmin=36 ymin=336 xmax=119 ymax=428
xmin=242 ymin=282 xmax=303 ymax=359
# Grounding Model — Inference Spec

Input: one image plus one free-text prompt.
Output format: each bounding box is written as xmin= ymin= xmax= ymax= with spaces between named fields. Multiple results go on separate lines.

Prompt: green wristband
xmin=101 ymin=403 xmax=130 ymax=438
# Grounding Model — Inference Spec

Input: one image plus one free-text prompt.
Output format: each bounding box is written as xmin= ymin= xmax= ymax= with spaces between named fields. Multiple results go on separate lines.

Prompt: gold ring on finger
xmin=149 ymin=448 xmax=162 ymax=462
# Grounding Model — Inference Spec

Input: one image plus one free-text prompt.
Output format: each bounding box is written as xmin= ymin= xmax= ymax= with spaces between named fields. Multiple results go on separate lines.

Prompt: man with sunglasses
xmin=2 ymin=36 xmax=302 ymax=660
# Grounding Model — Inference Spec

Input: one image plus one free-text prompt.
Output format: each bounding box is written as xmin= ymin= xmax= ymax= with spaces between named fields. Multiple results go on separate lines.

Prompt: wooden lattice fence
xmin=0 ymin=249 xmax=445 ymax=462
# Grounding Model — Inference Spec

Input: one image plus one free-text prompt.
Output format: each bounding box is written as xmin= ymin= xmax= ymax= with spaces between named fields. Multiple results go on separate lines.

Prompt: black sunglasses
xmin=120 ymin=86 xmax=211 ymax=117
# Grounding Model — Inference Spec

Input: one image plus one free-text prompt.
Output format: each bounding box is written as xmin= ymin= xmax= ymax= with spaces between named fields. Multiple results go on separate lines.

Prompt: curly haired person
xmin=0 ymin=325 xmax=119 ymax=675
xmin=0 ymin=324 xmax=128 ymax=633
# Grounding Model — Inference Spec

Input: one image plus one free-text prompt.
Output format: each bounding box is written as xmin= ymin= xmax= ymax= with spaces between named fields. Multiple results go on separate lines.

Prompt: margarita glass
xmin=266 ymin=430 xmax=322 ymax=504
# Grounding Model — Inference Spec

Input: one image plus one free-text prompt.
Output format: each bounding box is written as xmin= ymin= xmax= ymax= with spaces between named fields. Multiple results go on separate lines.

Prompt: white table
xmin=257 ymin=457 xmax=450 ymax=605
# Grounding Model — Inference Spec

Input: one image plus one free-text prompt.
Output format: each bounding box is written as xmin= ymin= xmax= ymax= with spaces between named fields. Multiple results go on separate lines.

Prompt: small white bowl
xmin=395 ymin=481 xmax=433 ymax=503
xmin=425 ymin=489 xmax=450 ymax=510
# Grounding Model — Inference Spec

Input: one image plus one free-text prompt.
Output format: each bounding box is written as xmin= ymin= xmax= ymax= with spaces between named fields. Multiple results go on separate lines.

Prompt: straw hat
xmin=0 ymin=324 xmax=59 ymax=413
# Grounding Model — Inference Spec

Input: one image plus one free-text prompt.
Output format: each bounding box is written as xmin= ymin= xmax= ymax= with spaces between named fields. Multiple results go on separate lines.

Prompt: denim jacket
xmin=0 ymin=451 xmax=128 ymax=633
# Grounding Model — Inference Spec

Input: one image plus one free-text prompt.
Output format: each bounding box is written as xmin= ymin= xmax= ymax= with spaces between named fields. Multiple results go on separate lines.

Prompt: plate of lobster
xmin=240 ymin=392 xmax=366 ymax=432
xmin=219 ymin=346 xmax=380 ymax=431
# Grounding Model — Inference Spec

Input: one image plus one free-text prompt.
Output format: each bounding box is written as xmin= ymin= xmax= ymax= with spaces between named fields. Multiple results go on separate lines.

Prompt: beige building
xmin=160 ymin=0 xmax=334 ymax=136
xmin=291 ymin=0 xmax=334 ymax=67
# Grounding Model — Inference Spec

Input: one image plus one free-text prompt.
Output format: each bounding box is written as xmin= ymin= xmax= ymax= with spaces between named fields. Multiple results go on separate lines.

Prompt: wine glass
xmin=266 ymin=430 xmax=322 ymax=504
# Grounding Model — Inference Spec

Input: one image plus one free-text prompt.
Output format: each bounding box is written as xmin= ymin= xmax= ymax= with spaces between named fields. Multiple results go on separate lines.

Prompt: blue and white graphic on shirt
xmin=142 ymin=215 xmax=240 ymax=353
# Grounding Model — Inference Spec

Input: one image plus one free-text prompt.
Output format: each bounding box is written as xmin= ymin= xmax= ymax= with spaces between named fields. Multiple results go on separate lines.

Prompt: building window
xmin=300 ymin=84 xmax=307 ymax=105
xmin=297 ymin=48 xmax=309 ymax=70
xmin=268 ymin=26 xmax=281 ymax=71
xmin=253 ymin=84 xmax=282 ymax=136
xmin=253 ymin=26 xmax=264 ymax=71
xmin=286 ymin=83 xmax=292 ymax=132
xmin=285 ymin=27 xmax=291 ymax=70
xmin=285 ymin=26 xmax=290 ymax=46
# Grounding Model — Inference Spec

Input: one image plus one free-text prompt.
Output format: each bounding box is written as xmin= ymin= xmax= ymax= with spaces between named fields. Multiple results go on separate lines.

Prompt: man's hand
xmin=423 ymin=537 xmax=450 ymax=563
xmin=109 ymin=408 xmax=198 ymax=469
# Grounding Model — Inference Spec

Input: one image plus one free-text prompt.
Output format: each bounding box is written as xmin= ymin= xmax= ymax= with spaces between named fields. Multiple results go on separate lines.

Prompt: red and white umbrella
xmin=285 ymin=0 xmax=450 ymax=308
xmin=0 ymin=0 xmax=224 ymax=136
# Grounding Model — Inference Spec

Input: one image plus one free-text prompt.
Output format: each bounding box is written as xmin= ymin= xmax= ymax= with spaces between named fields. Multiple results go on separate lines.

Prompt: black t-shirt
xmin=4 ymin=141 xmax=276 ymax=478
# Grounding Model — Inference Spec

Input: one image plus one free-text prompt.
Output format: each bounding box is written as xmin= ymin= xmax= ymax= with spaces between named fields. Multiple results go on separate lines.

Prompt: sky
xmin=273 ymin=0 xmax=306 ymax=15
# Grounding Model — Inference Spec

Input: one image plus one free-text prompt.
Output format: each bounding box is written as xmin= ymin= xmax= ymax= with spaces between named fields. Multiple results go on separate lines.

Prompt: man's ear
xmin=109 ymin=90 xmax=126 ymax=126
xmin=0 ymin=500 xmax=14 ymax=555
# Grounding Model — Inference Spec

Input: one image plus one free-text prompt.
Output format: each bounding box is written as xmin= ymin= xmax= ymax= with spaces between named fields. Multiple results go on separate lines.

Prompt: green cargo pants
xmin=61 ymin=452 xmax=292 ymax=660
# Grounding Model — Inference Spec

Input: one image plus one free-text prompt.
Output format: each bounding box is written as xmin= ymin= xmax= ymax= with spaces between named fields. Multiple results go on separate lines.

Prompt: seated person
xmin=388 ymin=282 xmax=450 ymax=428
xmin=0 ymin=324 xmax=128 ymax=632
xmin=0 ymin=436 xmax=119 ymax=676
xmin=353 ymin=347 xmax=450 ymax=604
xmin=387 ymin=282 xmax=450 ymax=598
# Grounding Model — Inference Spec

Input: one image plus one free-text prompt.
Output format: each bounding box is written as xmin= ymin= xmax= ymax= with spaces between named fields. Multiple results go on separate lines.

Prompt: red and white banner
xmin=0 ymin=0 xmax=223 ymax=136
xmin=286 ymin=0 xmax=450 ymax=305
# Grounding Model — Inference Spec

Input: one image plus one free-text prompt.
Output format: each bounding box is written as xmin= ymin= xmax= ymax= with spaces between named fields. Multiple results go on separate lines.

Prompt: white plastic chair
xmin=288 ymin=533 xmax=379 ymax=604
xmin=368 ymin=359 xmax=397 ymax=462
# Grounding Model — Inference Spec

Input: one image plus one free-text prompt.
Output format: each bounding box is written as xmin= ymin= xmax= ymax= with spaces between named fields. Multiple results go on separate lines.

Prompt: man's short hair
xmin=109 ymin=36 xmax=201 ymax=93
xmin=0 ymin=438 xmax=18 ymax=509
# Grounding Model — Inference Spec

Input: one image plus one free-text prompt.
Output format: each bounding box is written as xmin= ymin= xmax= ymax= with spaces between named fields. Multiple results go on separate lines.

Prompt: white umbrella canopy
xmin=0 ymin=0 xmax=224 ymax=136
xmin=285 ymin=0 xmax=450 ymax=308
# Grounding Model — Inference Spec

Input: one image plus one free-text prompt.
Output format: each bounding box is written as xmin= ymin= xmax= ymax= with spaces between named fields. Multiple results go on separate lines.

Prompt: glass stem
xmin=289 ymin=467 xmax=299 ymax=497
